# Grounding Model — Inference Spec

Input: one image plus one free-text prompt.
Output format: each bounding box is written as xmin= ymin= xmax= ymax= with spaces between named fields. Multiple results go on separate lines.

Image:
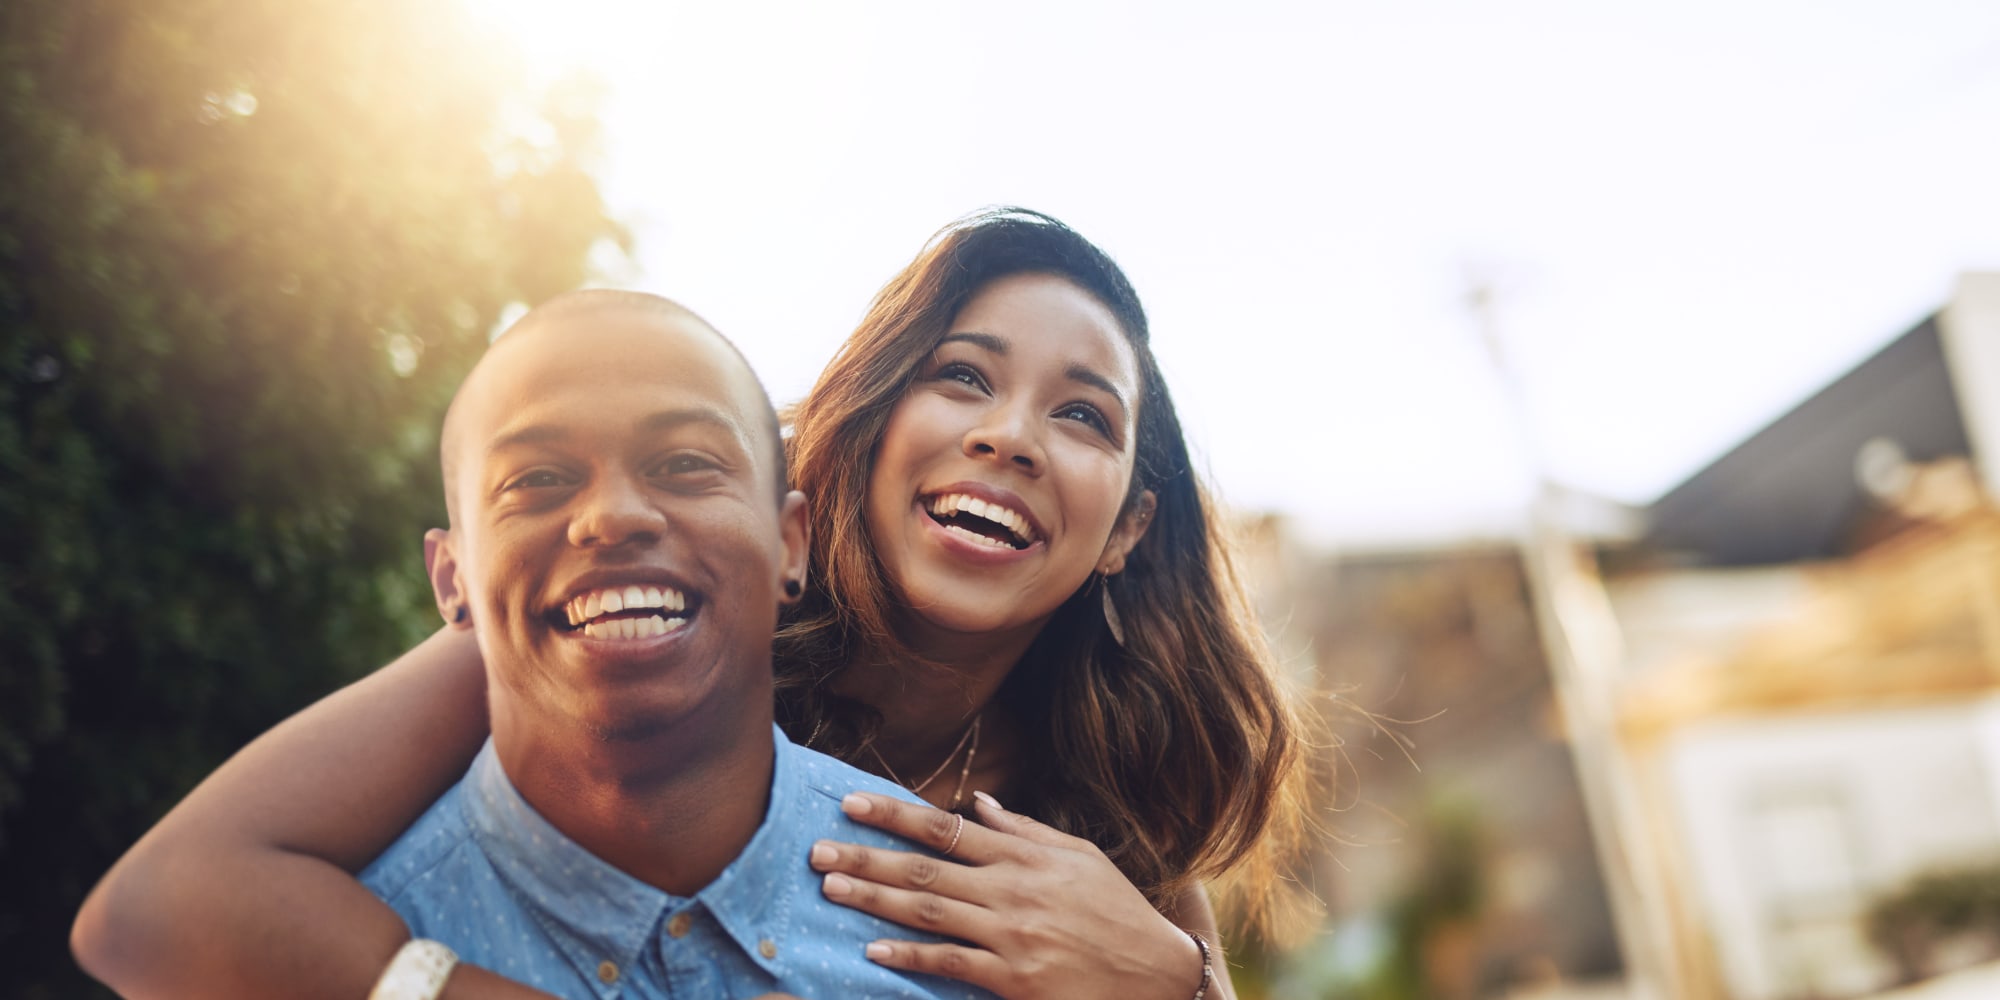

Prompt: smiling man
xmin=359 ymin=291 xmax=985 ymax=999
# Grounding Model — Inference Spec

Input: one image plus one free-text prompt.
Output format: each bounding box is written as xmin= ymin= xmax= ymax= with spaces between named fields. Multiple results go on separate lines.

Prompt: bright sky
xmin=473 ymin=0 xmax=2000 ymax=547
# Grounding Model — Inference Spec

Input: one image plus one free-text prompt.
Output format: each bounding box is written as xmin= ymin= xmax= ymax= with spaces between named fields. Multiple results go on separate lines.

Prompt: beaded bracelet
xmin=370 ymin=939 xmax=459 ymax=1000
xmin=1186 ymin=929 xmax=1214 ymax=1000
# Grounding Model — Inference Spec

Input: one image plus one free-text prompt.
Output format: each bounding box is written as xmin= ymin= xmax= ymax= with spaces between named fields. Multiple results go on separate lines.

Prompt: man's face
xmin=432 ymin=308 xmax=806 ymax=743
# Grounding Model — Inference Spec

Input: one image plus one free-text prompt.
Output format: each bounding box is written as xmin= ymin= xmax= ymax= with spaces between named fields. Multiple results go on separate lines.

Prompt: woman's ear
xmin=424 ymin=528 xmax=473 ymax=629
xmin=1097 ymin=490 xmax=1157 ymax=576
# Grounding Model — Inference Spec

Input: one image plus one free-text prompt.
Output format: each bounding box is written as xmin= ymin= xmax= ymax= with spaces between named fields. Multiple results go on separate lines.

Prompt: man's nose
xmin=568 ymin=475 xmax=666 ymax=549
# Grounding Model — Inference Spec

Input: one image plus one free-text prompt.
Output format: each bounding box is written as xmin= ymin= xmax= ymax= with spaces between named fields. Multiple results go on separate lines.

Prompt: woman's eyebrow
xmin=940 ymin=330 xmax=1126 ymax=406
xmin=940 ymin=331 xmax=1007 ymax=354
xmin=1066 ymin=364 xmax=1125 ymax=408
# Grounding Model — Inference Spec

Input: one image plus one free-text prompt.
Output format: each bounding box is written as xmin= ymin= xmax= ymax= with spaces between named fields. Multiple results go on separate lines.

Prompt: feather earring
xmin=1100 ymin=573 xmax=1126 ymax=647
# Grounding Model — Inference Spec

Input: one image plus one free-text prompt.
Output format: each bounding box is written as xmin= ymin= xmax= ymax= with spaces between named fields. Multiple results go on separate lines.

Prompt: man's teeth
xmin=581 ymin=615 xmax=686 ymax=640
xmin=564 ymin=585 xmax=688 ymax=627
xmin=924 ymin=493 xmax=1037 ymax=544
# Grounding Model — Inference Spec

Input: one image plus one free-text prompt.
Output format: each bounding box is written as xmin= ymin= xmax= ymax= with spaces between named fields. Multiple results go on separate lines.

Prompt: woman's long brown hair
xmin=775 ymin=208 xmax=1310 ymax=920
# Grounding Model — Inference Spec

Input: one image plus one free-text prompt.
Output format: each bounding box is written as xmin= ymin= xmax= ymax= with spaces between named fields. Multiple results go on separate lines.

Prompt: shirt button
xmin=759 ymin=938 xmax=778 ymax=959
xmin=667 ymin=912 xmax=693 ymax=938
xmin=597 ymin=960 xmax=619 ymax=984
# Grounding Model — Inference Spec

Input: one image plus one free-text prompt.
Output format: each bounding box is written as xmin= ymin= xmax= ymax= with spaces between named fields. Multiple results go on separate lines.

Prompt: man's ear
xmin=424 ymin=528 xmax=473 ymax=629
xmin=1097 ymin=489 xmax=1157 ymax=577
xmin=777 ymin=490 xmax=811 ymax=604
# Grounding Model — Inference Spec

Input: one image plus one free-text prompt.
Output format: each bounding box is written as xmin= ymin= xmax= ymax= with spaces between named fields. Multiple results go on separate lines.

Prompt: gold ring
xmin=944 ymin=812 xmax=964 ymax=856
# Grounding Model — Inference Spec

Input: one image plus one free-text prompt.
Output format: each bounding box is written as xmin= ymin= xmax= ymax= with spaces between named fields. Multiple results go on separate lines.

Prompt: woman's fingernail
xmin=973 ymin=790 xmax=1003 ymax=811
xmin=811 ymin=843 xmax=836 ymax=867
xmin=842 ymin=793 xmax=873 ymax=816
xmin=823 ymin=873 xmax=853 ymax=898
xmin=866 ymin=942 xmax=893 ymax=961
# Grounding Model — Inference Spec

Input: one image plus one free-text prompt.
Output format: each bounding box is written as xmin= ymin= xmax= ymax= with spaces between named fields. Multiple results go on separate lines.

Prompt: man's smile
xmin=551 ymin=581 xmax=700 ymax=641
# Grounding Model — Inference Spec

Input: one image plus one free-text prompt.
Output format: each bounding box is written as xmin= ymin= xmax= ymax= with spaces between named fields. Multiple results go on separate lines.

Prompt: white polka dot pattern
xmin=359 ymin=727 xmax=992 ymax=998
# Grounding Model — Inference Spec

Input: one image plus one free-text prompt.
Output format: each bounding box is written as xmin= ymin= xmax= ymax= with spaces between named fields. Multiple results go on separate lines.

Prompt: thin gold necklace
xmin=870 ymin=714 xmax=982 ymax=807
xmin=942 ymin=715 xmax=980 ymax=810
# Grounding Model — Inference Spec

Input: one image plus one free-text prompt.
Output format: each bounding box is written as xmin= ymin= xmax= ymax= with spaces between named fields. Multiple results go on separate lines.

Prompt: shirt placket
xmin=655 ymin=901 xmax=727 ymax=999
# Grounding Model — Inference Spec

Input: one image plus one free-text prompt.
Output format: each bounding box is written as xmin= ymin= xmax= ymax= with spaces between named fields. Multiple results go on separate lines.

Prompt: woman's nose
xmin=963 ymin=406 xmax=1045 ymax=474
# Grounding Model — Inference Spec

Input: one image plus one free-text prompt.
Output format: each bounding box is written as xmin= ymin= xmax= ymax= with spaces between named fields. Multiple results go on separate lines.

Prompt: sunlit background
xmin=10 ymin=1 xmax=2000 ymax=998
xmin=474 ymin=0 xmax=2000 ymax=545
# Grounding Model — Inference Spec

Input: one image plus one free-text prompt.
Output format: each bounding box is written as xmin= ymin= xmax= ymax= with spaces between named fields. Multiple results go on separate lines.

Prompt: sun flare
xmin=461 ymin=0 xmax=672 ymax=76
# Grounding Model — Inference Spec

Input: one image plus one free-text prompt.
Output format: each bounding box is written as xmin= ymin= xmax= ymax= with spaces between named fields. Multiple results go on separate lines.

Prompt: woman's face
xmin=865 ymin=272 xmax=1153 ymax=645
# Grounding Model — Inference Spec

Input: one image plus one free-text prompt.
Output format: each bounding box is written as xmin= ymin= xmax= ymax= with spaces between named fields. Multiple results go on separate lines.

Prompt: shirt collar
xmin=463 ymin=741 xmax=671 ymax=988
xmin=696 ymin=725 xmax=810 ymax=976
xmin=461 ymin=726 xmax=808 ymax=984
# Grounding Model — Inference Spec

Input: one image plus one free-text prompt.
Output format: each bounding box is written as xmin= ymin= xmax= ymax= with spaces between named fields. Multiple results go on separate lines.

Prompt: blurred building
xmin=1590 ymin=273 xmax=2000 ymax=1000
xmin=1250 ymin=274 xmax=2000 ymax=1000
xmin=1242 ymin=527 xmax=1626 ymax=999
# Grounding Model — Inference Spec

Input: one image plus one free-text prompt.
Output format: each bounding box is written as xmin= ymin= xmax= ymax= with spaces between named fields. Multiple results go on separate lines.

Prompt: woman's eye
xmin=1058 ymin=403 xmax=1111 ymax=434
xmin=935 ymin=363 xmax=988 ymax=391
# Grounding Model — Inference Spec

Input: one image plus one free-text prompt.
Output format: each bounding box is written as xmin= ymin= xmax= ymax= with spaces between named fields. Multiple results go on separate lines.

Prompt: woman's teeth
xmin=924 ymin=492 xmax=1036 ymax=546
xmin=942 ymin=523 xmax=1021 ymax=549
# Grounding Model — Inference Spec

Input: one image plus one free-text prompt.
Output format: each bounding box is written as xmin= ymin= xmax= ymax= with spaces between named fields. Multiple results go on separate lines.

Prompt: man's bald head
xmin=438 ymin=290 xmax=787 ymax=525
xmin=422 ymin=288 xmax=813 ymax=755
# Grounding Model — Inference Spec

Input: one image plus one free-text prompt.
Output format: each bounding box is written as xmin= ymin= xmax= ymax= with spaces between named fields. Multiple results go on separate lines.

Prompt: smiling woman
xmin=778 ymin=212 xmax=1302 ymax=922
xmin=861 ymin=273 xmax=1148 ymax=643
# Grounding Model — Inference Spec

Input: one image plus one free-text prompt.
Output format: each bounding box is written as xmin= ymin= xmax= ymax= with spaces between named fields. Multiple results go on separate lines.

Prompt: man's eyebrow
xmin=637 ymin=405 xmax=750 ymax=447
xmin=485 ymin=407 xmax=750 ymax=457
xmin=486 ymin=423 xmax=568 ymax=456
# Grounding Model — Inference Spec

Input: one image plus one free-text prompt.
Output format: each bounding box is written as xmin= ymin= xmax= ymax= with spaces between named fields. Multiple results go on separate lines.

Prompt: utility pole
xmin=1466 ymin=274 xmax=1681 ymax=1000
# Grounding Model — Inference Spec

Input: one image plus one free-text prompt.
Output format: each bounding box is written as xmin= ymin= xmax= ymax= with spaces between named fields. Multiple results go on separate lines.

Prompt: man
xmin=361 ymin=291 xmax=985 ymax=998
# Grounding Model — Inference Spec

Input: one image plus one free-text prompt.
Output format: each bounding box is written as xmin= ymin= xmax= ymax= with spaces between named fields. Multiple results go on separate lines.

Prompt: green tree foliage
xmin=0 ymin=1 xmax=623 ymax=992
xmin=1867 ymin=861 xmax=2000 ymax=985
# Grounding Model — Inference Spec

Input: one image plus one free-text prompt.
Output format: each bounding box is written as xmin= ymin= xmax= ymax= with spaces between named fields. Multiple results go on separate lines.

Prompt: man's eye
xmin=655 ymin=454 xmax=718 ymax=476
xmin=506 ymin=470 xmax=567 ymax=490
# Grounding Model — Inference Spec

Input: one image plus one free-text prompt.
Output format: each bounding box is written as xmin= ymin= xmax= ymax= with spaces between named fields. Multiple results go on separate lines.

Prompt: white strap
xmin=369 ymin=939 xmax=459 ymax=1000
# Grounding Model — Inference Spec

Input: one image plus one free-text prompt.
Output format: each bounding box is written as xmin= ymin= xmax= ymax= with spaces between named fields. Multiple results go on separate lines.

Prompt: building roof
xmin=1619 ymin=508 xmax=2000 ymax=740
xmin=1645 ymin=317 xmax=1971 ymax=566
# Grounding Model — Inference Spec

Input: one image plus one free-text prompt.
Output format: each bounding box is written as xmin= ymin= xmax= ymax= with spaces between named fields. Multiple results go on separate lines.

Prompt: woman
xmin=73 ymin=208 xmax=1309 ymax=1000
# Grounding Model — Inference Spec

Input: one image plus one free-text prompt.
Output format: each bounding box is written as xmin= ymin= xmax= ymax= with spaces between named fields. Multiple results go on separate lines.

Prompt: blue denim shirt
xmin=361 ymin=726 xmax=991 ymax=999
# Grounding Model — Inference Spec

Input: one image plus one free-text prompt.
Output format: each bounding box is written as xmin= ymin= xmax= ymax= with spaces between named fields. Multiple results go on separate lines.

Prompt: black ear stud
xmin=454 ymin=606 xmax=468 ymax=623
xmin=784 ymin=579 xmax=803 ymax=599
